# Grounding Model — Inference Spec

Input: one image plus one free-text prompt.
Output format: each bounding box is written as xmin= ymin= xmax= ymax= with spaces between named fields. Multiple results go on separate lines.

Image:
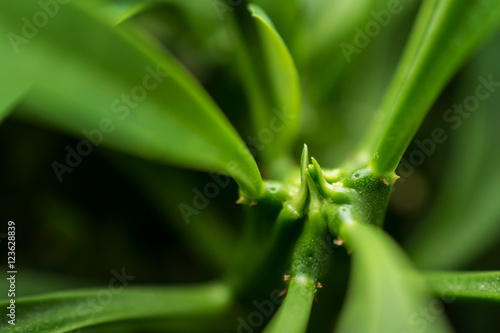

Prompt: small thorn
xmin=300 ymin=144 xmax=309 ymax=185
xmin=317 ymin=282 xmax=323 ymax=289
xmin=380 ymin=178 xmax=389 ymax=186
xmin=310 ymin=157 xmax=333 ymax=197
xmin=284 ymin=275 xmax=290 ymax=282
xmin=333 ymin=238 xmax=344 ymax=246
xmin=235 ymin=197 xmax=244 ymax=204
xmin=278 ymin=288 xmax=288 ymax=297
xmin=249 ymin=200 xmax=257 ymax=206
xmin=313 ymin=294 xmax=319 ymax=303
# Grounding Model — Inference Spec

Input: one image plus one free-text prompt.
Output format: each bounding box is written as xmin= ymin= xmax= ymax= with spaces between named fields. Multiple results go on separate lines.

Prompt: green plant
xmin=1 ymin=0 xmax=500 ymax=332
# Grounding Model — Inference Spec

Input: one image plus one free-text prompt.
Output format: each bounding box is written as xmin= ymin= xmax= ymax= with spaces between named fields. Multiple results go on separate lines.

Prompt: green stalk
xmin=263 ymin=170 xmax=329 ymax=333
xmin=262 ymin=275 xmax=316 ymax=333
xmin=228 ymin=145 xmax=309 ymax=296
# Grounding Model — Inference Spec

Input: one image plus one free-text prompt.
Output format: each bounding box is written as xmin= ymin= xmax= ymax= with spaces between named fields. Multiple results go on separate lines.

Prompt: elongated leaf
xmin=295 ymin=0 xmax=419 ymax=106
xmin=406 ymin=32 xmax=500 ymax=269
xmin=0 ymin=1 xmax=262 ymax=196
xmin=366 ymin=0 xmax=500 ymax=174
xmin=406 ymin=110 xmax=500 ymax=269
xmin=0 ymin=82 xmax=30 ymax=125
xmin=249 ymin=4 xmax=302 ymax=161
xmin=0 ymin=58 xmax=33 ymax=124
xmin=335 ymin=221 xmax=452 ymax=333
xmin=425 ymin=271 xmax=500 ymax=303
xmin=250 ymin=0 xmax=300 ymax=44
xmin=228 ymin=4 xmax=301 ymax=176
xmin=95 ymin=0 xmax=156 ymax=25
xmin=0 ymin=283 xmax=231 ymax=332
xmin=0 ymin=270 xmax=98 ymax=300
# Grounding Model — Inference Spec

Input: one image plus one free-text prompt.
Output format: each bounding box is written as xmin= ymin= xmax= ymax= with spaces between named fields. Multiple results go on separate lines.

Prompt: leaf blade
xmin=425 ymin=271 xmax=500 ymax=303
xmin=249 ymin=3 xmax=302 ymax=157
xmin=335 ymin=221 xmax=452 ymax=333
xmin=405 ymin=32 xmax=500 ymax=269
xmin=0 ymin=283 xmax=231 ymax=332
xmin=0 ymin=1 xmax=262 ymax=196
xmin=367 ymin=0 xmax=500 ymax=174
xmin=230 ymin=4 xmax=302 ymax=175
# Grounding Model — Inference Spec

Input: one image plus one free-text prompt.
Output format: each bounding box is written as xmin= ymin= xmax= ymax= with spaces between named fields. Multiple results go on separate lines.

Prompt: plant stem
xmin=228 ymin=146 xmax=309 ymax=296
xmin=262 ymin=171 xmax=329 ymax=333
xmin=263 ymin=275 xmax=316 ymax=333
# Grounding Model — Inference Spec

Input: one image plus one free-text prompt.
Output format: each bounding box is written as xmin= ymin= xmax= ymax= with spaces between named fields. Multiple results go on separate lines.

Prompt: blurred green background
xmin=1 ymin=0 xmax=500 ymax=332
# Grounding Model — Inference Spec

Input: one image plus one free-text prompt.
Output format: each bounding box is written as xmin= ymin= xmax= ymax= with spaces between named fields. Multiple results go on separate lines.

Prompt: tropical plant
xmin=1 ymin=0 xmax=500 ymax=332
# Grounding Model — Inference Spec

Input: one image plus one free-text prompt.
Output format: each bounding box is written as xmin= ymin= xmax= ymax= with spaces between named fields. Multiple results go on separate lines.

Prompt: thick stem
xmin=263 ymin=173 xmax=330 ymax=333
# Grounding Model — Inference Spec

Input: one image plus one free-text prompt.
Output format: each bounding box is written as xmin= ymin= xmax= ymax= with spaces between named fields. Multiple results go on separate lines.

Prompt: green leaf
xmin=294 ymin=0 xmax=419 ymax=106
xmin=230 ymin=4 xmax=301 ymax=176
xmin=250 ymin=0 xmax=300 ymax=43
xmin=0 ymin=1 xmax=262 ymax=197
xmin=249 ymin=4 xmax=302 ymax=155
xmin=334 ymin=220 xmax=452 ymax=333
xmin=405 ymin=32 xmax=500 ymax=269
xmin=0 ymin=85 xmax=28 ymax=125
xmin=0 ymin=61 xmax=32 ymax=124
xmin=405 ymin=109 xmax=500 ymax=269
xmin=425 ymin=271 xmax=500 ymax=303
xmin=93 ymin=0 xmax=156 ymax=25
xmin=0 ymin=283 xmax=231 ymax=332
xmin=366 ymin=0 xmax=500 ymax=174
xmin=0 ymin=270 xmax=97 ymax=300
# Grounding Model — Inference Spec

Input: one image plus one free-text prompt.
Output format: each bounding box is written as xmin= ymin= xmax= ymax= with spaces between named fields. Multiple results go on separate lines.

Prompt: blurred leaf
xmin=0 ymin=83 xmax=30 ymax=125
xmin=94 ymin=0 xmax=156 ymax=25
xmin=248 ymin=4 xmax=302 ymax=161
xmin=406 ymin=33 xmax=500 ymax=269
xmin=0 ymin=57 xmax=33 ymax=124
xmin=405 ymin=111 xmax=500 ymax=269
xmin=228 ymin=4 xmax=301 ymax=176
xmin=335 ymin=221 xmax=452 ymax=333
xmin=0 ymin=1 xmax=262 ymax=197
xmin=0 ymin=270 xmax=97 ymax=300
xmin=425 ymin=271 xmax=500 ymax=303
xmin=366 ymin=0 xmax=500 ymax=174
xmin=250 ymin=0 xmax=300 ymax=44
xmin=294 ymin=1 xmax=417 ymax=168
xmin=0 ymin=283 xmax=231 ymax=332
xmin=296 ymin=0 xmax=419 ymax=106
xmin=93 ymin=0 xmax=217 ymax=28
